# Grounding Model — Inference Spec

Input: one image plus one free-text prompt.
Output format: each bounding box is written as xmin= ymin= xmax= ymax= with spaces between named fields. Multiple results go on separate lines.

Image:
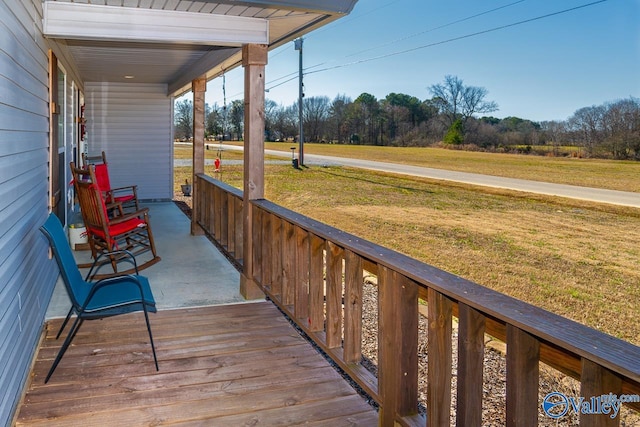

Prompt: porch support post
xmin=191 ymin=76 xmax=206 ymax=235
xmin=240 ymin=43 xmax=268 ymax=300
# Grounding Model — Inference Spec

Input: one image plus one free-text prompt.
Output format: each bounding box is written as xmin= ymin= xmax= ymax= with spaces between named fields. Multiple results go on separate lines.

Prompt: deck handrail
xmin=195 ymin=173 xmax=640 ymax=427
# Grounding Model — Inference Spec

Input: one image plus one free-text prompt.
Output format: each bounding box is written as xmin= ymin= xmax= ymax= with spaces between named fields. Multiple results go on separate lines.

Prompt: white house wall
xmin=0 ymin=0 xmax=61 ymax=424
xmin=85 ymin=82 xmax=173 ymax=200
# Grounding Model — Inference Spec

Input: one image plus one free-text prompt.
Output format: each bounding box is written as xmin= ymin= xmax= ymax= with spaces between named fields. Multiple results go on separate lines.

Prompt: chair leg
xmin=45 ymin=317 xmax=84 ymax=383
xmin=55 ymin=307 xmax=74 ymax=339
xmin=142 ymin=305 xmax=159 ymax=371
xmin=145 ymin=222 xmax=159 ymax=259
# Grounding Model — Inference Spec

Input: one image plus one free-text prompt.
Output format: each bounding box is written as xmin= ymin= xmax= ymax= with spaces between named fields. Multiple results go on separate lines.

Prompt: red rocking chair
xmin=82 ymin=151 xmax=139 ymax=213
xmin=71 ymin=162 xmax=161 ymax=277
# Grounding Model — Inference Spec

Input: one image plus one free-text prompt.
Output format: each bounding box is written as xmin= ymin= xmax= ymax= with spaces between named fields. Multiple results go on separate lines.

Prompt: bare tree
xmin=429 ymin=75 xmax=498 ymax=133
xmin=174 ymin=99 xmax=193 ymax=140
xmin=264 ymin=99 xmax=279 ymax=141
xmin=540 ymin=120 xmax=566 ymax=156
xmin=229 ymin=99 xmax=244 ymax=141
xmin=602 ymin=97 xmax=640 ymax=159
xmin=205 ymin=103 xmax=223 ymax=140
xmin=328 ymin=94 xmax=351 ymax=143
xmin=302 ymin=96 xmax=331 ymax=142
xmin=567 ymin=105 xmax=606 ymax=157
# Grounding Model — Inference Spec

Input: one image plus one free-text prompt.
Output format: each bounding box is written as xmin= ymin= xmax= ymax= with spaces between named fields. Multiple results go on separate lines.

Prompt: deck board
xmin=16 ymin=302 xmax=378 ymax=426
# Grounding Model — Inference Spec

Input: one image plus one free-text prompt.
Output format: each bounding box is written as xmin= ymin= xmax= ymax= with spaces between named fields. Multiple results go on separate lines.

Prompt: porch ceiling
xmin=43 ymin=0 xmax=358 ymax=96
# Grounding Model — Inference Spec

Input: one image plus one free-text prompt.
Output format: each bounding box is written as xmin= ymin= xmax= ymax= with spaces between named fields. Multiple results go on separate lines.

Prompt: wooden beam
xmin=240 ymin=44 xmax=268 ymax=299
xmin=191 ymin=76 xmax=206 ymax=235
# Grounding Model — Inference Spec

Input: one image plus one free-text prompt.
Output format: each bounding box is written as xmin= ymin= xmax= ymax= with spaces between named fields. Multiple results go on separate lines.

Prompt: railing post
xmin=379 ymin=266 xmax=418 ymax=426
xmin=239 ymin=43 xmax=267 ymax=299
xmin=191 ymin=76 xmax=206 ymax=236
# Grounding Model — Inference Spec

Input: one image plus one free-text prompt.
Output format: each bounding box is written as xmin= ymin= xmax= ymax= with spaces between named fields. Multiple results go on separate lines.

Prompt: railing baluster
xmin=580 ymin=358 xmax=622 ymax=427
xmin=270 ymin=215 xmax=283 ymax=299
xmin=282 ymin=221 xmax=295 ymax=306
xmin=428 ymin=288 xmax=453 ymax=427
xmin=227 ymin=192 xmax=235 ymax=255
xmin=506 ymin=325 xmax=540 ymax=427
xmin=344 ymin=249 xmax=362 ymax=364
xmin=261 ymin=210 xmax=272 ymax=289
xmin=214 ymin=182 xmax=222 ymax=238
xmin=326 ymin=241 xmax=343 ymax=349
xmin=252 ymin=205 xmax=263 ymax=283
xmin=234 ymin=196 xmax=243 ymax=259
xmin=456 ymin=303 xmax=486 ymax=427
xmin=308 ymin=234 xmax=325 ymax=332
xmin=379 ymin=266 xmax=419 ymax=426
xmin=220 ymin=186 xmax=229 ymax=247
xmin=295 ymin=226 xmax=310 ymax=323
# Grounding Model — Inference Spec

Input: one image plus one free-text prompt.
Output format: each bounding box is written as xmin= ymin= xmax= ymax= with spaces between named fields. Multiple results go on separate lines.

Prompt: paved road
xmin=190 ymin=144 xmax=640 ymax=208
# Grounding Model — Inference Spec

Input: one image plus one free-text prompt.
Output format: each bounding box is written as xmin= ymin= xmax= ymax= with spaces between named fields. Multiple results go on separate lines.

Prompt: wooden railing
xmin=195 ymin=173 xmax=640 ymax=427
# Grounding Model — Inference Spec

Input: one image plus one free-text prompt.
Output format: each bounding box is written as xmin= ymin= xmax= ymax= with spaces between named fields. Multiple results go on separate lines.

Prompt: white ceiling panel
xmin=43 ymin=0 xmax=357 ymax=96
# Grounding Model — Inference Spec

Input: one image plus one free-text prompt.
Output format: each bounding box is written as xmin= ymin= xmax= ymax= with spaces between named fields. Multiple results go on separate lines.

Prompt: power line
xmin=305 ymin=0 xmax=608 ymax=77
xmin=305 ymin=0 xmax=404 ymax=39
xmin=267 ymin=1 xmax=529 ymax=90
xmin=343 ymin=0 xmax=527 ymax=59
xmin=215 ymin=0 xmax=608 ymax=104
xmin=261 ymin=0 xmax=407 ymax=85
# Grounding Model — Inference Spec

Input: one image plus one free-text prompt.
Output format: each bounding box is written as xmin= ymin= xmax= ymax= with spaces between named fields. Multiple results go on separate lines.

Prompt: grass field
xmin=252 ymin=142 xmax=640 ymax=193
xmin=174 ymin=145 xmax=640 ymax=345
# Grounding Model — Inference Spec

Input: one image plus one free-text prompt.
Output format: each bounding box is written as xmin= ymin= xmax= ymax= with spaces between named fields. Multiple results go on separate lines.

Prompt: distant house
xmin=0 ymin=0 xmax=357 ymax=424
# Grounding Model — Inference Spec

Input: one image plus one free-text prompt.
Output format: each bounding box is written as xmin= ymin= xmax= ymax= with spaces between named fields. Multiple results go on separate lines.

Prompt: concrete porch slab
xmin=45 ymin=202 xmax=248 ymax=319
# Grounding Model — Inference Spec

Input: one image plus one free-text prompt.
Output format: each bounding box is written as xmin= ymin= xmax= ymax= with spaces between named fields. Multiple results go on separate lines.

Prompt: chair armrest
xmin=108 ymin=207 xmax=149 ymax=225
xmin=81 ymin=274 xmax=151 ymax=311
xmin=106 ymin=201 xmax=124 ymax=216
xmin=109 ymin=185 xmax=138 ymax=194
xmin=85 ymin=249 xmax=139 ymax=280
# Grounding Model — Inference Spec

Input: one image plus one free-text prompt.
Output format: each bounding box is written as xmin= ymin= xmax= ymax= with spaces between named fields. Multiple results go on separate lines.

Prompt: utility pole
xmin=294 ymin=37 xmax=304 ymax=166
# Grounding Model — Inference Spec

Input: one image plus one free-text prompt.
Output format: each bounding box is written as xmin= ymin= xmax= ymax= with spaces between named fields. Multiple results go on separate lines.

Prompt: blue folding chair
xmin=40 ymin=213 xmax=159 ymax=383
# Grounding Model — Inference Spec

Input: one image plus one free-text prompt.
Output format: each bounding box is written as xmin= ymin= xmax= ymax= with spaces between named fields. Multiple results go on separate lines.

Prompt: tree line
xmin=174 ymin=75 xmax=640 ymax=160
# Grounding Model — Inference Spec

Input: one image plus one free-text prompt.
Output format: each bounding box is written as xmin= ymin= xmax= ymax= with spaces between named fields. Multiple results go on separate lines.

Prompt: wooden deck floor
xmin=16 ymin=302 xmax=378 ymax=426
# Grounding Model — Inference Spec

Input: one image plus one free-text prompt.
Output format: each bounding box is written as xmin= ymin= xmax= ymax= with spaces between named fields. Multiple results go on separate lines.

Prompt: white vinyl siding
xmin=85 ymin=82 xmax=173 ymax=200
xmin=0 ymin=0 xmax=60 ymax=424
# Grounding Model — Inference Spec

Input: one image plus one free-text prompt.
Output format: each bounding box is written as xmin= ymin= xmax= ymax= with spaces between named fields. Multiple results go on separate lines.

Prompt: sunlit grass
xmin=174 ymin=144 xmax=640 ymax=344
xmin=255 ymin=142 xmax=640 ymax=192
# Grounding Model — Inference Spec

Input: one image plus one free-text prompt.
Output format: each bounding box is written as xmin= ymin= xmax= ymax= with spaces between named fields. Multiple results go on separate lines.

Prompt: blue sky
xmin=204 ymin=0 xmax=639 ymax=123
